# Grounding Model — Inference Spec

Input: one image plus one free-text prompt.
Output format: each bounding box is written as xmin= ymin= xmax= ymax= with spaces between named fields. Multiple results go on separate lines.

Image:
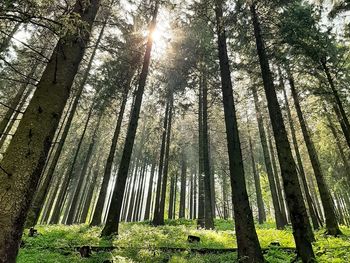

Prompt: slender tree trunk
xmin=250 ymin=4 xmax=314 ymax=261
xmin=281 ymin=74 xmax=320 ymax=229
xmin=193 ymin=168 xmax=197 ymax=219
xmin=154 ymin=90 xmax=173 ymax=225
xmin=288 ymin=71 xmax=341 ymax=235
xmin=321 ymin=60 xmax=350 ymax=149
xmin=189 ymin=170 xmax=194 ymax=219
xmin=168 ymin=174 xmax=175 ymax=220
xmin=215 ymin=2 xmax=263 ymax=261
xmin=101 ymin=3 xmax=158 ymax=236
xmin=248 ymin=131 xmax=266 ymax=224
xmin=144 ymin=160 xmax=156 ymax=220
xmin=66 ymin=113 xmax=102 ymax=224
xmin=252 ymin=86 xmax=286 ymax=228
xmin=80 ymin=167 xmax=98 ymax=223
xmin=179 ymin=151 xmax=187 ymax=218
xmin=197 ymin=75 xmax=205 ymax=228
xmin=152 ymin=102 xmax=169 ymax=223
xmin=0 ymin=0 xmax=100 ymax=260
xmin=202 ymin=71 xmax=214 ymax=229
xmin=90 ymin=87 xmax=128 ymax=225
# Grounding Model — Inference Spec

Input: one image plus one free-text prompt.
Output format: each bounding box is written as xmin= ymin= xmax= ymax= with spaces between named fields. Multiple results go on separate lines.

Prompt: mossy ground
xmin=18 ymin=219 xmax=350 ymax=262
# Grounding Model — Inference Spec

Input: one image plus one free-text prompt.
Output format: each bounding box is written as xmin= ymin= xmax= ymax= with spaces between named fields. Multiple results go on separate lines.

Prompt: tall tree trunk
xmin=152 ymin=102 xmax=169 ymax=223
xmin=248 ymin=131 xmax=266 ymax=224
xmin=215 ymin=1 xmax=263 ymax=261
xmin=144 ymin=159 xmax=156 ymax=220
xmin=101 ymin=3 xmax=158 ymax=236
xmin=250 ymin=4 xmax=315 ymax=261
xmin=66 ymin=113 xmax=102 ymax=224
xmin=280 ymin=74 xmax=320 ymax=229
xmin=288 ymin=71 xmax=341 ymax=236
xmin=80 ymin=166 xmax=99 ymax=223
xmin=202 ymin=71 xmax=214 ymax=229
xmin=179 ymin=151 xmax=187 ymax=218
xmin=321 ymin=60 xmax=350 ymax=149
xmin=90 ymin=86 xmax=128 ymax=225
xmin=154 ymin=90 xmax=173 ymax=226
xmin=0 ymin=0 xmax=100 ymax=260
xmin=197 ymin=75 xmax=205 ymax=228
xmin=168 ymin=174 xmax=175 ymax=220
xmin=252 ymin=86 xmax=286 ymax=228
xmin=25 ymin=20 xmax=106 ymax=227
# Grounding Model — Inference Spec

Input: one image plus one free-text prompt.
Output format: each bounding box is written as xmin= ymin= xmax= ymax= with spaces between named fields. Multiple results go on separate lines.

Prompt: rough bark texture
xmin=26 ymin=21 xmax=106 ymax=227
xmin=288 ymin=72 xmax=341 ymax=236
xmin=250 ymin=4 xmax=315 ymax=261
xmin=215 ymin=2 xmax=264 ymax=262
xmin=0 ymin=1 xmax=100 ymax=261
xmin=101 ymin=4 xmax=158 ymax=236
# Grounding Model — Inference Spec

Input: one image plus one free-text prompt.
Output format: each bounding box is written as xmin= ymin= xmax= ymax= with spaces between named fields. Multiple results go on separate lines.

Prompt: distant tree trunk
xmin=280 ymin=74 xmax=320 ymax=229
xmin=248 ymin=131 xmax=266 ymax=224
xmin=202 ymin=71 xmax=214 ymax=229
xmin=101 ymin=3 xmax=158 ymax=236
xmin=323 ymin=106 xmax=350 ymax=182
xmin=0 ymin=86 xmax=27 ymax=143
xmin=288 ymin=71 xmax=341 ymax=236
xmin=80 ymin=167 xmax=99 ymax=223
xmin=152 ymin=102 xmax=169 ymax=223
xmin=26 ymin=20 xmax=106 ymax=228
xmin=250 ymin=3 xmax=315 ymax=261
xmin=154 ymin=90 xmax=173 ymax=226
xmin=179 ymin=151 xmax=187 ymax=218
xmin=144 ymin=160 xmax=156 ymax=220
xmin=266 ymin=125 xmax=289 ymax=224
xmin=168 ymin=174 xmax=175 ymax=220
xmin=0 ymin=0 xmax=100 ymax=260
xmin=189 ymin=170 xmax=194 ymax=219
xmin=321 ymin=60 xmax=350 ymax=149
xmin=90 ymin=87 xmax=129 ymax=226
xmin=134 ymin=160 xmax=147 ymax=221
xmin=252 ymin=86 xmax=286 ymax=228
xmin=173 ymin=173 xmax=178 ymax=218
xmin=193 ymin=168 xmax=197 ymax=219
xmin=197 ymin=75 xmax=205 ymax=228
xmin=215 ymin=1 xmax=263 ymax=261
xmin=0 ymin=88 xmax=32 ymax=150
xmin=209 ymin=141 xmax=216 ymax=219
xmin=66 ymin=112 xmax=102 ymax=224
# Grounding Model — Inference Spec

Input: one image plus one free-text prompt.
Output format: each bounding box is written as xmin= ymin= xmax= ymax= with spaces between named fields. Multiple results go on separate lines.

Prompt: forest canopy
xmin=0 ymin=0 xmax=349 ymax=262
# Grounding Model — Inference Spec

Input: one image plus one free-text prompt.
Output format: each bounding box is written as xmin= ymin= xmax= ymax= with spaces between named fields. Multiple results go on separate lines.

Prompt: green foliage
xmin=18 ymin=221 xmax=350 ymax=262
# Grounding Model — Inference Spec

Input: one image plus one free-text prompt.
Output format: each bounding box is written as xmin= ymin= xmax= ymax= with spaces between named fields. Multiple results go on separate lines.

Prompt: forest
xmin=0 ymin=0 xmax=350 ymax=262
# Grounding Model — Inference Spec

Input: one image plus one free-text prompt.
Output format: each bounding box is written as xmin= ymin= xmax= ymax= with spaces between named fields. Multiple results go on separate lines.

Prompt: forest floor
xmin=18 ymin=219 xmax=350 ymax=263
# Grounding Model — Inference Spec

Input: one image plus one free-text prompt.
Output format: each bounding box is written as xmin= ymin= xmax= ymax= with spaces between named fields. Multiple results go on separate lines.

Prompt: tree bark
xmin=154 ymin=90 xmax=173 ymax=225
xmin=0 ymin=0 xmax=100 ymax=260
xmin=179 ymin=151 xmax=187 ymax=218
xmin=90 ymin=86 xmax=129 ymax=226
xmin=288 ymin=70 xmax=341 ymax=236
xmin=144 ymin=159 xmax=156 ymax=220
xmin=101 ymin=3 xmax=158 ymax=236
xmin=202 ymin=70 xmax=214 ymax=229
xmin=280 ymin=73 xmax=320 ymax=229
xmin=26 ymin=20 xmax=106 ymax=227
xmin=215 ymin=1 xmax=263 ymax=262
xmin=248 ymin=131 xmax=266 ymax=224
xmin=252 ymin=86 xmax=286 ymax=228
xmin=250 ymin=3 xmax=315 ymax=261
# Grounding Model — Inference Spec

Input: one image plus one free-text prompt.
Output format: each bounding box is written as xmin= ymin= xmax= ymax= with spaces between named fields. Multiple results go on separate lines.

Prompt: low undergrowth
xmin=18 ymin=219 xmax=350 ymax=262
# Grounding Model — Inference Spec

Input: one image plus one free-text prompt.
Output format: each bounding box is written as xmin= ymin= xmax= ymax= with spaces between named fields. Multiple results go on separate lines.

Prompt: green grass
xmin=17 ymin=220 xmax=350 ymax=262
